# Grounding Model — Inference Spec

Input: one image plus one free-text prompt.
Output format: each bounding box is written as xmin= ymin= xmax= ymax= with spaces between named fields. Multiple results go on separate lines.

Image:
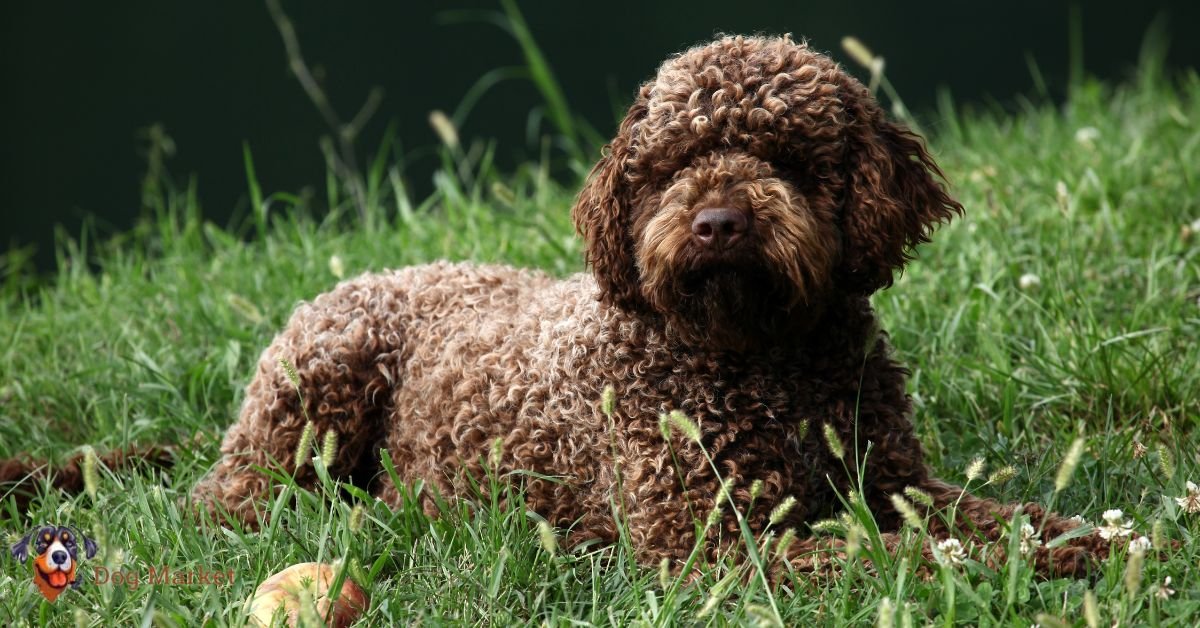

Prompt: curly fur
xmin=193 ymin=35 xmax=1113 ymax=576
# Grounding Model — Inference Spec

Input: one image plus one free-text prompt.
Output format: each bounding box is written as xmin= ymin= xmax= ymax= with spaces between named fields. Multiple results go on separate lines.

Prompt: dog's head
xmin=11 ymin=524 xmax=97 ymax=602
xmin=574 ymin=35 xmax=962 ymax=350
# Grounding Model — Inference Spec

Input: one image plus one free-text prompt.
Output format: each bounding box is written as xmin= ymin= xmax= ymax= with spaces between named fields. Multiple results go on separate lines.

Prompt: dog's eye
xmin=61 ymin=531 xmax=72 ymax=541
xmin=42 ymin=532 xmax=52 ymax=542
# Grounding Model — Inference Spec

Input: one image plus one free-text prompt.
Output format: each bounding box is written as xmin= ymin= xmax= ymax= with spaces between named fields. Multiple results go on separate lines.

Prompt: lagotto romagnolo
xmin=193 ymin=35 xmax=1112 ymax=576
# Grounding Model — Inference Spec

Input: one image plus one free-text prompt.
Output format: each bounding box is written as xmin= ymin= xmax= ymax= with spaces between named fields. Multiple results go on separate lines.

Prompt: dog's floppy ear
xmin=837 ymin=78 xmax=963 ymax=293
xmin=81 ymin=532 xmax=98 ymax=559
xmin=10 ymin=532 xmax=31 ymax=562
xmin=573 ymin=86 xmax=650 ymax=311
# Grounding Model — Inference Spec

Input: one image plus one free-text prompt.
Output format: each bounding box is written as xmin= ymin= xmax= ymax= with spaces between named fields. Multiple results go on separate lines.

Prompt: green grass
xmin=2 ymin=46 xmax=1200 ymax=627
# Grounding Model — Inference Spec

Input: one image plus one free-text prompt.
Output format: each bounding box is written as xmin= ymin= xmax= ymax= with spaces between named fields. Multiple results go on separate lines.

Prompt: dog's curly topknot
xmin=193 ymin=35 xmax=1108 ymax=577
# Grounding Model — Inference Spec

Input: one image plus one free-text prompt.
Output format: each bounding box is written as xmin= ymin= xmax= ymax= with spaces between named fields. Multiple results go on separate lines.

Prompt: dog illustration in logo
xmin=10 ymin=525 xmax=97 ymax=602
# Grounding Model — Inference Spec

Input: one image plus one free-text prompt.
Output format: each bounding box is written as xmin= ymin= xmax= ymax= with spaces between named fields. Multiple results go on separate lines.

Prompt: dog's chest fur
xmin=385 ymin=263 xmax=911 ymax=535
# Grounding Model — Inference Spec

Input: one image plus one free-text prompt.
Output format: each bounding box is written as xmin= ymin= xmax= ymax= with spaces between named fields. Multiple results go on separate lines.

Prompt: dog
xmin=11 ymin=525 xmax=98 ymax=602
xmin=188 ymin=35 xmax=1114 ymax=577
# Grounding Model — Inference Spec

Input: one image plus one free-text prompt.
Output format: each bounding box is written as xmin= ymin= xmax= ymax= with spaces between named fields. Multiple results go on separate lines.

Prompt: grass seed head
xmin=775 ymin=528 xmax=797 ymax=560
xmin=294 ymin=421 xmax=315 ymax=468
xmin=1083 ymin=590 xmax=1100 ymax=628
xmin=1055 ymin=180 xmax=1070 ymax=213
xmin=891 ymin=494 xmax=924 ymax=529
xmin=227 ymin=293 xmax=264 ymax=325
xmin=489 ymin=436 xmax=504 ymax=469
xmin=490 ymin=181 xmax=517 ymax=206
xmin=1036 ymin=614 xmax=1069 ymax=628
xmin=297 ymin=586 xmax=320 ymax=627
xmin=697 ymin=593 xmax=722 ymax=619
xmin=745 ymin=604 xmax=780 ymax=628
xmin=320 ymin=429 xmax=339 ymax=468
xmin=796 ymin=418 xmax=809 ymax=441
xmin=428 ymin=110 xmax=459 ymax=149
xmin=666 ymin=410 xmax=702 ymax=443
xmin=822 ymin=423 xmax=845 ymax=460
xmin=749 ymin=479 xmax=764 ymax=502
xmin=964 ymin=457 xmax=985 ymax=481
xmin=841 ymin=36 xmax=876 ymax=68
xmin=279 ymin=358 xmax=302 ymax=391
xmin=810 ymin=519 xmax=841 ymax=534
xmin=705 ymin=505 xmax=723 ymax=529
xmin=1124 ymin=544 xmax=1144 ymax=596
xmin=877 ymin=596 xmax=895 ymax=628
xmin=328 ymin=254 xmax=345 ymax=279
xmin=715 ymin=477 xmax=734 ymax=505
xmin=769 ymin=496 xmax=797 ymax=526
xmin=349 ymin=558 xmax=369 ymax=591
xmin=1055 ymin=437 xmax=1085 ymax=493
xmin=987 ymin=465 xmax=1017 ymax=485
xmin=903 ymin=486 xmax=934 ymax=507
xmin=82 ymin=445 xmax=100 ymax=501
xmin=1156 ymin=443 xmax=1175 ymax=480
xmin=348 ymin=503 xmax=365 ymax=533
xmin=1152 ymin=517 xmax=1166 ymax=549
xmin=537 ymin=520 xmax=557 ymax=557
xmin=601 ymin=385 xmax=616 ymax=417
xmin=845 ymin=523 xmax=862 ymax=559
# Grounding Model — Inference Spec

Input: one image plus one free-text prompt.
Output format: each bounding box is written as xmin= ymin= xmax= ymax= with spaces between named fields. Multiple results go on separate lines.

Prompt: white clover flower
xmin=1175 ymin=480 xmax=1200 ymax=514
xmin=1156 ymin=576 xmax=1176 ymax=600
xmin=933 ymin=538 xmax=966 ymax=567
xmin=1074 ymin=126 xmax=1100 ymax=148
xmin=1019 ymin=522 xmax=1042 ymax=556
xmin=1069 ymin=514 xmax=1090 ymax=526
xmin=1098 ymin=509 xmax=1134 ymax=541
xmin=1129 ymin=536 xmax=1152 ymax=554
xmin=1018 ymin=273 xmax=1041 ymax=290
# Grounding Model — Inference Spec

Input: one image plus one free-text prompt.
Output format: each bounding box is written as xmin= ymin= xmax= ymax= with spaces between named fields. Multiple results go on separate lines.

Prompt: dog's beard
xmin=654 ymin=264 xmax=808 ymax=352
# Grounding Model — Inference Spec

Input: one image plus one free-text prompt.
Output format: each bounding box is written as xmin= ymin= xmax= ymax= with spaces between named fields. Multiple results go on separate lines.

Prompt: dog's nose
xmin=51 ymin=550 xmax=68 ymax=565
xmin=691 ymin=208 xmax=748 ymax=249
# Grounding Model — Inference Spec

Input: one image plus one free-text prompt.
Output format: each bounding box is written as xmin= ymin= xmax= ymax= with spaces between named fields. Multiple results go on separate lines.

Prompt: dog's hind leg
xmin=917 ymin=476 xmax=1108 ymax=577
xmin=192 ymin=275 xmax=410 ymax=528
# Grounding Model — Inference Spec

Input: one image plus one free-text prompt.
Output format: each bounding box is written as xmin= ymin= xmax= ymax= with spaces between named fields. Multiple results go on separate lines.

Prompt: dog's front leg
xmin=192 ymin=275 xmax=409 ymax=528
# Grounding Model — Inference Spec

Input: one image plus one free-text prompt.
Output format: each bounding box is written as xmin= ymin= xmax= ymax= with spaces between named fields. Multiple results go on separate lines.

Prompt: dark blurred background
xmin=3 ymin=1 xmax=1198 ymax=270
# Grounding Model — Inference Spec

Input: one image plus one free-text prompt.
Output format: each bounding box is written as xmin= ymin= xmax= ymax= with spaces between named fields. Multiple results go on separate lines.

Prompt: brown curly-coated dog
xmin=193 ymin=35 xmax=1110 ymax=576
